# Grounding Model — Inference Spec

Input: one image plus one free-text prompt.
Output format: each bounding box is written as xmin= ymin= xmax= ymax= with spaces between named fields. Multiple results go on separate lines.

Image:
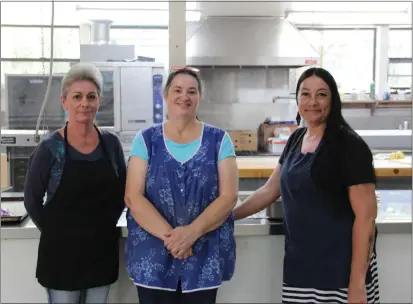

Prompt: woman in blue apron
xmin=24 ymin=63 xmax=126 ymax=303
xmin=125 ymin=68 xmax=238 ymax=304
xmin=234 ymin=68 xmax=380 ymax=304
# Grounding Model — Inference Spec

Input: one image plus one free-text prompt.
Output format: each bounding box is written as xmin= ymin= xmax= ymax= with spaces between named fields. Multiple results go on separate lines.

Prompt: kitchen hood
xmin=186 ymin=17 xmax=320 ymax=67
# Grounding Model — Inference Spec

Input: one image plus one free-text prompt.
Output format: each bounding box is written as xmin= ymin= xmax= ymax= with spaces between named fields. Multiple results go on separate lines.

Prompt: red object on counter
xmin=305 ymin=59 xmax=318 ymax=65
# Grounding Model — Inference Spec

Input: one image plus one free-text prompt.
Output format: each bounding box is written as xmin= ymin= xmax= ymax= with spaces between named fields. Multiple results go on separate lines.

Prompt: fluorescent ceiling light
xmin=290 ymin=2 xmax=411 ymax=13
xmin=76 ymin=1 xmax=197 ymax=11
xmin=286 ymin=12 xmax=412 ymax=26
xmin=76 ymin=2 xmax=169 ymax=10
xmin=77 ymin=9 xmax=201 ymax=26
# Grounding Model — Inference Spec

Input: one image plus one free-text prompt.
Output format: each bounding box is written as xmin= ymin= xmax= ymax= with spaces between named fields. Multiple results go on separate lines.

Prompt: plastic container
xmin=266 ymin=120 xmax=296 ymax=139
xmin=267 ymin=137 xmax=287 ymax=154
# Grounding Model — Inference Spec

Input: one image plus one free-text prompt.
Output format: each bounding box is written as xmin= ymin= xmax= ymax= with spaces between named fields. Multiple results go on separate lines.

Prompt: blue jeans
xmin=46 ymin=285 xmax=110 ymax=304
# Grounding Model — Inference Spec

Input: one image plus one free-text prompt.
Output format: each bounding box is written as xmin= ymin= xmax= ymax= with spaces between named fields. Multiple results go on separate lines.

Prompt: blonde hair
xmin=61 ymin=63 xmax=103 ymax=98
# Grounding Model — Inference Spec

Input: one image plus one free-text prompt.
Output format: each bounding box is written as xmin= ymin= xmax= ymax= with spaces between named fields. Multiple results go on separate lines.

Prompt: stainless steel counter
xmin=2 ymin=190 xmax=411 ymax=239
xmin=0 ymin=214 xmax=280 ymax=239
xmin=1 ymin=211 xmax=411 ymax=240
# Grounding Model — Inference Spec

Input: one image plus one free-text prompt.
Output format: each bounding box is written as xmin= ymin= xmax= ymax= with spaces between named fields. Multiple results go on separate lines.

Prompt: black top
xmin=35 ymin=124 xmax=125 ymax=290
xmin=24 ymin=129 xmax=126 ymax=229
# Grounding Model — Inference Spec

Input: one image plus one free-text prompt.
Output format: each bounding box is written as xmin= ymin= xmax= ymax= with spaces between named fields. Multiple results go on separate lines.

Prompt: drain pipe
xmin=34 ymin=0 xmax=55 ymax=143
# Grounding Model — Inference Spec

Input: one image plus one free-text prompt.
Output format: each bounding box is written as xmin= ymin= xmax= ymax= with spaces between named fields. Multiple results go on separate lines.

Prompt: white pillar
xmin=374 ymin=26 xmax=389 ymax=100
xmin=168 ymin=1 xmax=187 ymax=71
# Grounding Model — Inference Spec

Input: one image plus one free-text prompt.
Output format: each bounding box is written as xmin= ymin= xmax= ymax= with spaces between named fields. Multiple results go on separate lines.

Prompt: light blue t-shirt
xmin=130 ymin=130 xmax=236 ymax=162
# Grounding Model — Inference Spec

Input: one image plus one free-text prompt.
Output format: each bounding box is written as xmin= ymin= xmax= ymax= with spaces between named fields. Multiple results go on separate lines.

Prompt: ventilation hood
xmin=187 ymin=17 xmax=320 ymax=67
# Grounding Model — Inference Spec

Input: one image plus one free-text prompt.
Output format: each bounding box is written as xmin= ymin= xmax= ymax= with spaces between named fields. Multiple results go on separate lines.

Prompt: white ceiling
xmin=3 ymin=1 xmax=408 ymax=27
xmin=193 ymin=1 xmax=291 ymax=17
xmin=192 ymin=1 xmax=411 ymax=17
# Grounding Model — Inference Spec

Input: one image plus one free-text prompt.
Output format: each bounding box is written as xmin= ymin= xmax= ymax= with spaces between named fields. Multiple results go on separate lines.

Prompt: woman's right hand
xmin=170 ymin=247 xmax=193 ymax=260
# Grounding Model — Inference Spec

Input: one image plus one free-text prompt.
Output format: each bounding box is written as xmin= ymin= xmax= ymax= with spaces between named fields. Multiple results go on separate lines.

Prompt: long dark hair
xmin=295 ymin=67 xmax=352 ymax=134
xmin=296 ymin=68 xmax=354 ymax=194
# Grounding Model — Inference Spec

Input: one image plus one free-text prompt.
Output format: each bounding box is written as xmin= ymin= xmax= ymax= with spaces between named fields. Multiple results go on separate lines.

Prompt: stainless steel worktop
xmin=1 ymin=213 xmax=281 ymax=240
xmin=2 ymin=190 xmax=411 ymax=239
xmin=1 ymin=211 xmax=411 ymax=240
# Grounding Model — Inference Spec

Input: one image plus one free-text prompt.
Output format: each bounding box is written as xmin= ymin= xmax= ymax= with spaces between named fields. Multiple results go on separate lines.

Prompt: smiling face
xmin=165 ymin=73 xmax=200 ymax=119
xmin=298 ymin=75 xmax=331 ymax=126
xmin=61 ymin=80 xmax=100 ymax=124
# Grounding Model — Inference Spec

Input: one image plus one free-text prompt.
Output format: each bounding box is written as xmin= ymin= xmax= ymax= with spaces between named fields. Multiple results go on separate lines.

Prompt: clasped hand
xmin=164 ymin=226 xmax=199 ymax=260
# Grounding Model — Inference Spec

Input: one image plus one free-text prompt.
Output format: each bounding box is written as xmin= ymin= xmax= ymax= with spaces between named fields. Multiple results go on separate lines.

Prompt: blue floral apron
xmin=125 ymin=123 xmax=236 ymax=292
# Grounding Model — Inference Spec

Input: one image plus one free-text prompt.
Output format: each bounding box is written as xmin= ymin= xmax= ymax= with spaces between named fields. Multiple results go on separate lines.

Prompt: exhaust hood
xmin=186 ymin=17 xmax=320 ymax=67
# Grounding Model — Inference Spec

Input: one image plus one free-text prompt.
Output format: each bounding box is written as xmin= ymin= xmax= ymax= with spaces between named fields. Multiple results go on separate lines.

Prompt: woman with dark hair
xmin=233 ymin=67 xmax=380 ymax=304
xmin=125 ymin=68 xmax=238 ymax=304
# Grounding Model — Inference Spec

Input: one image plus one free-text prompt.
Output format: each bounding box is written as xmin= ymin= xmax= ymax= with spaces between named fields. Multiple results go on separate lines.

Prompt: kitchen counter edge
xmin=1 ymin=217 xmax=411 ymax=240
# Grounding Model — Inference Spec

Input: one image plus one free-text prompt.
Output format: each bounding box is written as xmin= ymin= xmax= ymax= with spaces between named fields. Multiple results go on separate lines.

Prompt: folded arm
xmin=125 ymin=156 xmax=173 ymax=241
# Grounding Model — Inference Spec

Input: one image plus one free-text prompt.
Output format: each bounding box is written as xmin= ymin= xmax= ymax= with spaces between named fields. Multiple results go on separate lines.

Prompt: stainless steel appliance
xmin=265 ymin=200 xmax=284 ymax=220
xmin=86 ymin=62 xmax=166 ymax=157
xmin=89 ymin=62 xmax=166 ymax=133
xmin=185 ymin=17 xmax=319 ymax=131
xmin=187 ymin=17 xmax=320 ymax=67
xmin=5 ymin=74 xmax=65 ymax=130
xmin=238 ymin=191 xmax=284 ymax=220
xmin=1 ymin=62 xmax=166 ymax=191
xmin=0 ymin=130 xmax=49 ymax=192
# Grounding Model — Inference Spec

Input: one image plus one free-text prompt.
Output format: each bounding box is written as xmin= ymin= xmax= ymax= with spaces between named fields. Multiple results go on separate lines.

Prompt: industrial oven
xmin=1 ymin=61 xmax=166 ymax=192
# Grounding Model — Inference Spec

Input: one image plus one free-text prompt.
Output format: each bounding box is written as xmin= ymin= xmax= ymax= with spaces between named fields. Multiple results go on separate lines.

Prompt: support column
xmin=375 ymin=26 xmax=389 ymax=99
xmin=168 ymin=1 xmax=186 ymax=71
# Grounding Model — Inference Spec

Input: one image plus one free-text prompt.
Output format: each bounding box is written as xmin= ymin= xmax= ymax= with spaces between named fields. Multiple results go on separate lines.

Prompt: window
xmin=388 ymin=29 xmax=412 ymax=89
xmin=1 ymin=2 xmax=78 ymax=26
xmin=388 ymin=60 xmax=412 ymax=89
xmin=388 ymin=29 xmax=412 ymax=58
xmin=1 ymin=27 xmax=80 ymax=59
xmin=298 ymin=29 xmax=375 ymax=93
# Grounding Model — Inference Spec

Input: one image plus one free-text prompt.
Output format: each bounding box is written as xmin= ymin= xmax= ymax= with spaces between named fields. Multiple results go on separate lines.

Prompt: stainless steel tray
xmin=1 ymin=202 xmax=28 ymax=225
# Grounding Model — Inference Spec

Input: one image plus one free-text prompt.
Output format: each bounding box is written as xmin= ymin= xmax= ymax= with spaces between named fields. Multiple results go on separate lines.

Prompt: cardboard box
xmin=228 ymin=130 xmax=258 ymax=151
xmin=259 ymin=122 xmax=298 ymax=150
xmin=1 ymin=153 xmax=9 ymax=190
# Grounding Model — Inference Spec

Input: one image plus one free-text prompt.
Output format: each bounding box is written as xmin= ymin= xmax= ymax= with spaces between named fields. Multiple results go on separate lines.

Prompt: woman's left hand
xmin=348 ymin=281 xmax=367 ymax=304
xmin=164 ymin=226 xmax=199 ymax=257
